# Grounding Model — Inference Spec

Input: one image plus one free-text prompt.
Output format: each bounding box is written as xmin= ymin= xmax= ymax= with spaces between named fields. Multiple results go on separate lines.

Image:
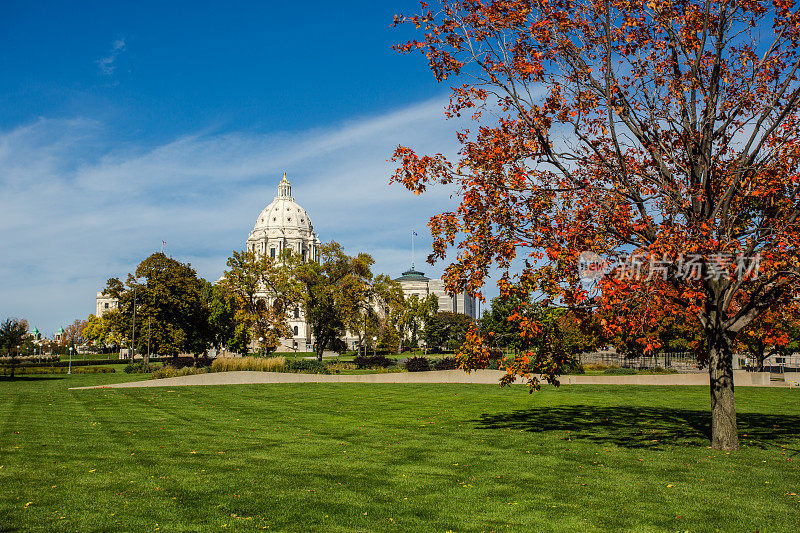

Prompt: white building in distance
xmin=96 ymin=173 xmax=476 ymax=353
xmin=394 ymin=266 xmax=477 ymax=318
xmin=247 ymin=173 xmax=321 ymax=351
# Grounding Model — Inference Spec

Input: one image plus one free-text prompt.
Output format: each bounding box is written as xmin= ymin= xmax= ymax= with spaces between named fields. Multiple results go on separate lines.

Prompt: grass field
xmin=0 ymin=374 xmax=798 ymax=531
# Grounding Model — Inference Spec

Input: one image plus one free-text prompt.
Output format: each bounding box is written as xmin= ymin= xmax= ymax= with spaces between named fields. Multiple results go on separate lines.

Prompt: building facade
xmin=248 ymin=174 xmax=321 ymax=352
xmin=395 ymin=267 xmax=477 ymax=319
xmin=96 ymin=293 xmax=119 ymax=317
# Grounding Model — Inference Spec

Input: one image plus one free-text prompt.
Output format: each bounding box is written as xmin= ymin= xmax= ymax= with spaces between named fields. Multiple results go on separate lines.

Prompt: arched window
xmin=293 ymin=326 xmax=299 ymax=336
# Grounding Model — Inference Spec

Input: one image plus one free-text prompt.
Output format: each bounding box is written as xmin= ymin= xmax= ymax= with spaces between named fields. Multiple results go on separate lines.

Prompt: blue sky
xmin=0 ymin=1 xmax=491 ymax=334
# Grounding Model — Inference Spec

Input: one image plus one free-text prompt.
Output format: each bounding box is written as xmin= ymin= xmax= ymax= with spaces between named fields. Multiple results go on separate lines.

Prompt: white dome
xmin=253 ymin=197 xmax=314 ymax=234
xmin=246 ymin=174 xmax=320 ymax=261
xmin=251 ymin=173 xmax=315 ymax=235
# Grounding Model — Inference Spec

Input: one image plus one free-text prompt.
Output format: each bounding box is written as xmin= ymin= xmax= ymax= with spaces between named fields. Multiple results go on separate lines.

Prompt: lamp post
xmin=293 ymin=340 xmax=298 ymax=360
xmin=68 ymin=346 xmax=73 ymax=374
xmin=131 ymin=285 xmax=137 ymax=360
xmin=258 ymin=337 xmax=264 ymax=357
xmin=372 ymin=336 xmax=377 ymax=358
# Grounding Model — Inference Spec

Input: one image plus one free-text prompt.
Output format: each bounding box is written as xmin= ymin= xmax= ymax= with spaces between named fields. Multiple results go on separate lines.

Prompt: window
xmin=270 ymin=248 xmax=276 ymax=259
xmin=293 ymin=326 xmax=299 ymax=336
xmin=302 ymin=250 xmax=306 ymax=262
xmin=104 ymin=303 xmax=109 ymax=309
xmin=294 ymin=307 xmax=300 ymax=319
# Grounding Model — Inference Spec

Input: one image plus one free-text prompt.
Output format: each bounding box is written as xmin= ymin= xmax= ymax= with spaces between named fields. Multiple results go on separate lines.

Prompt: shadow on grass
xmin=0 ymin=375 xmax=66 ymax=382
xmin=474 ymin=406 xmax=800 ymax=449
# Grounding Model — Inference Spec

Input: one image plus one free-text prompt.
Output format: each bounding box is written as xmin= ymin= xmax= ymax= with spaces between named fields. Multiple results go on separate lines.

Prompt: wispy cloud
xmin=0 ymin=98 xmax=487 ymax=333
xmin=96 ymin=38 xmax=126 ymax=74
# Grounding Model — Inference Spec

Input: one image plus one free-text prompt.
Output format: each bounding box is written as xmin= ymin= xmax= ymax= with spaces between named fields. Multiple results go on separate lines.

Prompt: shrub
xmin=0 ymin=355 xmax=60 ymax=364
xmin=377 ymin=366 xmax=406 ymax=374
xmin=326 ymin=362 xmax=357 ymax=374
xmin=638 ymin=367 xmax=678 ymax=375
xmin=329 ymin=338 xmax=348 ymax=355
xmin=0 ymin=366 xmax=114 ymax=375
xmin=352 ymin=354 xmax=394 ymax=369
xmin=150 ymin=366 xmax=205 ymax=380
xmin=285 ymin=359 xmax=330 ymax=374
xmin=210 ymin=356 xmax=286 ymax=373
xmin=603 ymin=367 xmax=637 ymax=375
xmin=124 ymin=361 xmax=154 ymax=374
xmin=165 ymin=356 xmax=213 ymax=369
xmin=404 ymin=356 xmax=431 ymax=372
xmin=584 ymin=363 xmax=617 ymax=371
xmin=562 ymin=358 xmax=585 ymax=375
xmin=433 ymin=357 xmax=458 ymax=370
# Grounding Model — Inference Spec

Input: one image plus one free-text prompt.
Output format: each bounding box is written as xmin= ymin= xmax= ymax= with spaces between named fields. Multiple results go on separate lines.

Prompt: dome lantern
xmin=277 ymin=172 xmax=293 ymax=200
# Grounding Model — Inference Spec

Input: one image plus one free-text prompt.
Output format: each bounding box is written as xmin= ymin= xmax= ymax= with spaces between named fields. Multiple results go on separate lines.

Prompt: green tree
xmin=293 ymin=242 xmax=374 ymax=361
xmin=223 ymin=249 xmax=297 ymax=354
xmin=344 ymin=273 xmax=406 ymax=355
xmin=82 ymin=313 xmax=124 ymax=353
xmin=397 ymin=293 xmax=439 ymax=349
xmin=206 ymin=281 xmax=237 ymax=354
xmin=82 ymin=314 xmax=108 ymax=351
xmin=424 ymin=312 xmax=472 ymax=352
xmin=480 ymin=294 xmax=532 ymax=354
xmin=0 ymin=318 xmax=29 ymax=378
xmin=103 ymin=252 xmax=212 ymax=360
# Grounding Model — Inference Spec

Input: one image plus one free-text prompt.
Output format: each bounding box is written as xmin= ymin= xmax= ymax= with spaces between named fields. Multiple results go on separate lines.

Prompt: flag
xmin=162 ymin=240 xmax=167 ymax=245
xmin=412 ymin=231 xmax=418 ymax=236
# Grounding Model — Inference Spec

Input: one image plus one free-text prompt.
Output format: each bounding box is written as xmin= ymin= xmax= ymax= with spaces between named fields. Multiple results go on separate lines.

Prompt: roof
xmin=252 ymin=174 xmax=315 ymax=235
xmin=395 ymin=267 xmax=429 ymax=282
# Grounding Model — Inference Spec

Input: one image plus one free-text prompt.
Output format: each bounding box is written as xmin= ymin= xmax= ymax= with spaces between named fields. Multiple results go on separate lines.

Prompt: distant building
xmin=244 ymin=173 xmax=322 ymax=352
xmin=96 ymin=292 xmax=118 ymax=317
xmin=94 ymin=173 xmax=477 ymax=354
xmin=395 ymin=267 xmax=477 ymax=319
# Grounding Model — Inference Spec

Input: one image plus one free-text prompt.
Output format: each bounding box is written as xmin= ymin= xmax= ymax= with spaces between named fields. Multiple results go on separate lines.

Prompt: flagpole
xmin=411 ymin=229 xmax=415 ymax=269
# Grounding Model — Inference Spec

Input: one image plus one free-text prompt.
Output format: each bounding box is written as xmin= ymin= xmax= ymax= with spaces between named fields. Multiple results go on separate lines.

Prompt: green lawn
xmin=0 ymin=374 xmax=798 ymax=532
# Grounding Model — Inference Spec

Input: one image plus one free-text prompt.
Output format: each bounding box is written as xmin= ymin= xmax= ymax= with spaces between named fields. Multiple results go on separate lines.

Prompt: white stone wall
xmin=96 ymin=292 xmax=118 ymax=317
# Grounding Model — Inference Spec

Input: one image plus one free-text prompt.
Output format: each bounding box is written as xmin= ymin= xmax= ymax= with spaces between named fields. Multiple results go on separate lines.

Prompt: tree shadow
xmin=474 ymin=405 xmax=800 ymax=450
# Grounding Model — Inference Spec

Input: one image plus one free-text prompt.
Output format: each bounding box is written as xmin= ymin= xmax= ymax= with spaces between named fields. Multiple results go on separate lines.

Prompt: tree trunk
xmin=708 ymin=333 xmax=739 ymax=450
xmin=755 ymin=345 xmax=765 ymax=372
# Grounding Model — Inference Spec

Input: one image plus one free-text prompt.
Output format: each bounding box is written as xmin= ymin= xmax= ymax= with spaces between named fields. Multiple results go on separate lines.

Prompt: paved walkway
xmin=71 ymin=369 xmax=786 ymax=389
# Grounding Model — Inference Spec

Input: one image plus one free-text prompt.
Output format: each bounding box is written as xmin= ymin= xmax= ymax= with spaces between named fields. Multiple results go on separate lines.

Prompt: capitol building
xmin=98 ymin=173 xmax=476 ymax=353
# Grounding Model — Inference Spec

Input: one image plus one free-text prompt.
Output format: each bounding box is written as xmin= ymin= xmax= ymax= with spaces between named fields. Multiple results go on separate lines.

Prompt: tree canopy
xmin=103 ymin=253 xmax=212 ymax=357
xmin=293 ymin=242 xmax=375 ymax=360
xmin=222 ymin=250 xmax=297 ymax=354
xmin=392 ymin=0 xmax=800 ymax=449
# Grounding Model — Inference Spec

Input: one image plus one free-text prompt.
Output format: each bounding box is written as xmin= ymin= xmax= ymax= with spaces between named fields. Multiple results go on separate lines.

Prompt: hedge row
xmin=0 ymin=356 xmax=175 ymax=368
xmin=0 ymin=366 xmax=116 ymax=375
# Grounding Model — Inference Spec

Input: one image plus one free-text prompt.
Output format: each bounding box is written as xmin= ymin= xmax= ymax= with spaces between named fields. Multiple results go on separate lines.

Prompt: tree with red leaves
xmin=392 ymin=0 xmax=800 ymax=449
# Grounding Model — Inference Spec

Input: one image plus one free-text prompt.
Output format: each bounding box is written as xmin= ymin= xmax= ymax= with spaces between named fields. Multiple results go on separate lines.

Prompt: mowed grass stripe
xmin=0 ymin=375 xmax=798 ymax=531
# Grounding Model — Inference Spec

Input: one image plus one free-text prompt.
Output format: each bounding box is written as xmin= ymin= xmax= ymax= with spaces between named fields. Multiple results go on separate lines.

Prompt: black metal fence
xmin=578 ymin=351 xmax=700 ymax=370
xmin=578 ymin=350 xmax=800 ymax=372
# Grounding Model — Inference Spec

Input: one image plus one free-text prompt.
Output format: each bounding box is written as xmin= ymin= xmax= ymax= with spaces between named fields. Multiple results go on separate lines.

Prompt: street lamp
xmin=68 ymin=346 xmax=73 ymax=375
xmin=131 ymin=285 xmax=138 ymax=360
xmin=293 ymin=340 xmax=298 ymax=359
xmin=258 ymin=337 xmax=264 ymax=357
xmin=372 ymin=336 xmax=377 ymax=358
